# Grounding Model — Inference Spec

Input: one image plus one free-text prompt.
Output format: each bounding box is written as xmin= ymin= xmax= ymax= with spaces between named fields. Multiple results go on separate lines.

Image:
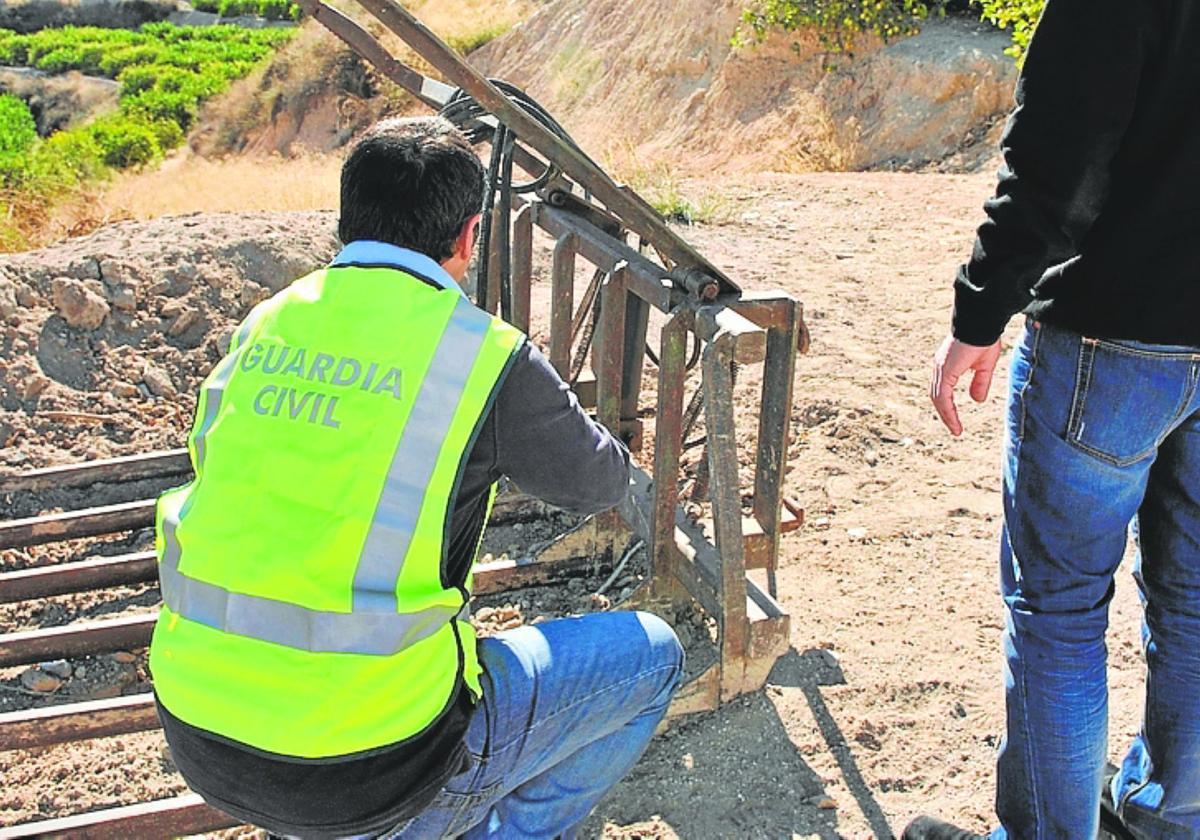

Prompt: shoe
xmin=902 ymin=815 xmax=987 ymax=840
xmin=1100 ymin=763 xmax=1136 ymax=840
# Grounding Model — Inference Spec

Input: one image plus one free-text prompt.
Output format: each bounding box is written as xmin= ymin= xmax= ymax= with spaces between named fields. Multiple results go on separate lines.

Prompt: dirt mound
xmin=474 ymin=1 xmax=1016 ymax=172
xmin=0 ymin=212 xmax=338 ymax=470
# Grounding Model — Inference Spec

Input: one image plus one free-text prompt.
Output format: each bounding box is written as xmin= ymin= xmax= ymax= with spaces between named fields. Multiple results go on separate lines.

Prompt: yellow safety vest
xmin=149 ymin=264 xmax=524 ymax=758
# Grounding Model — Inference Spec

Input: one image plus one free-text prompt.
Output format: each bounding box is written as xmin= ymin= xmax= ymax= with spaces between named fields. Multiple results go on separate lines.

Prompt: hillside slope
xmin=474 ymin=0 xmax=1016 ymax=172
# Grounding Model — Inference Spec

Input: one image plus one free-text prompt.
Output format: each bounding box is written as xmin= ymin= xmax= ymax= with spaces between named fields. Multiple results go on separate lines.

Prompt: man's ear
xmin=455 ymin=213 xmax=483 ymax=263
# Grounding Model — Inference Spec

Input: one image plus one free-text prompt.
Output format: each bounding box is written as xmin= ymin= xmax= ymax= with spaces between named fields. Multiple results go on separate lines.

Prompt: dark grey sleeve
xmin=491 ymin=342 xmax=631 ymax=515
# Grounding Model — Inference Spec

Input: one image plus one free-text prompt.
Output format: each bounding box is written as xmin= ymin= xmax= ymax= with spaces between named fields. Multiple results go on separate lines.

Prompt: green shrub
xmin=98 ymin=44 xmax=165 ymax=77
xmin=88 ymin=116 xmax=162 ymax=167
xmin=976 ymin=0 xmax=1043 ymax=61
xmin=737 ymin=0 xmax=1046 ymax=61
xmin=28 ymin=130 xmax=107 ymax=185
xmin=0 ymin=94 xmax=37 ymax=157
xmin=736 ymin=0 xmax=945 ymax=53
xmin=122 ymin=89 xmax=199 ymax=129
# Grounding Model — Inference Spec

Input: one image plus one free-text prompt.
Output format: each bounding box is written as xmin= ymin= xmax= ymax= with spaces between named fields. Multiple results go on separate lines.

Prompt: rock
xmin=110 ymin=286 xmax=137 ymax=312
xmin=51 ymin=277 xmax=110 ymax=330
xmin=15 ymin=285 xmax=36 ymax=307
xmin=681 ymin=753 xmax=695 ymax=771
xmin=86 ymin=683 xmax=122 ymax=700
xmin=0 ymin=278 xmax=17 ymax=320
xmin=65 ymin=258 xmax=100 ymax=282
xmin=167 ymin=309 xmax=200 ymax=336
xmin=172 ymin=261 xmax=199 ymax=285
xmin=474 ymin=606 xmax=497 ymax=623
xmin=39 ymin=659 xmax=72 ymax=678
xmin=97 ymin=258 xmax=123 ymax=285
xmin=142 ymin=363 xmax=176 ymax=397
xmin=160 ymin=300 xmax=184 ymax=318
xmin=110 ymin=381 xmax=140 ymax=398
xmin=847 ymin=527 xmax=868 ymax=540
xmin=111 ymin=651 xmax=137 ymax=664
xmin=20 ymin=668 xmax=62 ymax=693
xmin=816 ymin=797 xmax=838 ymax=810
xmin=23 ymin=374 xmax=50 ymax=400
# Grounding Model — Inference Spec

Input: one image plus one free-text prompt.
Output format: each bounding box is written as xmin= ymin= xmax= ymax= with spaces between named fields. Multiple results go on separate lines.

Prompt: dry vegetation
xmin=99 ymin=151 xmax=339 ymax=218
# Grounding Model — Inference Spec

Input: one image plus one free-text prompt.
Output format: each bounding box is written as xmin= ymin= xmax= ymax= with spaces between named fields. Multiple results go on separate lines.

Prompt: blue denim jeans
xmin=992 ymin=320 xmax=1200 ymax=840
xmin=377 ymin=610 xmax=683 ymax=840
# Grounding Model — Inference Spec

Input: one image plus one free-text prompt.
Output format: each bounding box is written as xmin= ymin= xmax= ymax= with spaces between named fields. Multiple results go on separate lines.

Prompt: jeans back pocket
xmin=1067 ymin=338 xmax=1199 ymax=467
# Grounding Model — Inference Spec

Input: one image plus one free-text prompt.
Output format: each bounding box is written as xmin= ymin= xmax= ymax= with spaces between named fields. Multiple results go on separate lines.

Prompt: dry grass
xmin=405 ymin=0 xmax=532 ymax=52
xmin=91 ymin=151 xmax=340 ymax=220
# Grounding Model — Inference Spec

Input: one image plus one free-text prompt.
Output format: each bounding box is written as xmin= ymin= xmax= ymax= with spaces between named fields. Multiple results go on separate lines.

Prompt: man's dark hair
xmin=338 ymin=116 xmax=485 ymax=262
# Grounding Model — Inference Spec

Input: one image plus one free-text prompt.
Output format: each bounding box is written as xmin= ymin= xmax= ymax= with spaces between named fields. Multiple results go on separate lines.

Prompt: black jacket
xmin=952 ymin=0 xmax=1200 ymax=347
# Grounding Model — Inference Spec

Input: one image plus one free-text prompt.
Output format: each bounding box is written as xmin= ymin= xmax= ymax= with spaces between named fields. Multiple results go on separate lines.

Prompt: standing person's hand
xmin=930 ymin=335 xmax=1002 ymax=437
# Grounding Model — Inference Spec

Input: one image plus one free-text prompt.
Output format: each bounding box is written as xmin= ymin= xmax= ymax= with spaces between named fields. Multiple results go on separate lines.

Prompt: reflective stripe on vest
xmin=159 ymin=295 xmax=492 ymax=655
xmin=352 ymin=297 xmax=491 ymax=613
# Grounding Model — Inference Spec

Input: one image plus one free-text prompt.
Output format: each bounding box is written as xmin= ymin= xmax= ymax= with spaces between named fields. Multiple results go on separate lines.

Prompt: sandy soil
xmin=0 ymin=171 xmax=1149 ymax=838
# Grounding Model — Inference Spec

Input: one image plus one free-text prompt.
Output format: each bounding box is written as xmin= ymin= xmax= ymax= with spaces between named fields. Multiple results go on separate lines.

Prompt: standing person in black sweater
xmin=912 ymin=0 xmax=1200 ymax=837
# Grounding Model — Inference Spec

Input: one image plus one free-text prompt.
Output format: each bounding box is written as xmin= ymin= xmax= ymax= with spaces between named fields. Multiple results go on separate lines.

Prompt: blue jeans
xmin=992 ymin=320 xmax=1200 ymax=840
xmin=381 ymin=611 xmax=683 ymax=840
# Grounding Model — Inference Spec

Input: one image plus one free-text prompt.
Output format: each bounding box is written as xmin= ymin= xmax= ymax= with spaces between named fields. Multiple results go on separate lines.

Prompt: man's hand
xmin=930 ymin=335 xmax=1002 ymax=437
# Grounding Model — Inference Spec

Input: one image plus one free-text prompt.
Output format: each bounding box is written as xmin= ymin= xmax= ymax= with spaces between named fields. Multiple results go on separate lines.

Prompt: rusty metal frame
xmin=0 ymin=4 xmax=809 ymax=836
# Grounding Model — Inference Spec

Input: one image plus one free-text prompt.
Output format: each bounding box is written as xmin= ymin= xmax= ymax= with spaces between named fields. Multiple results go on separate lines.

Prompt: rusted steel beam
xmin=532 ymin=203 xmax=671 ymax=312
xmin=620 ymin=294 xmax=651 ymax=439
xmin=742 ymin=505 xmax=803 ymax=572
xmin=701 ymin=336 xmax=752 ymax=697
xmin=0 ymin=794 xmax=237 ymax=839
xmin=595 ymin=267 xmax=628 ymax=434
xmin=649 ymin=312 xmax=691 ymax=589
xmin=752 ymin=299 xmax=801 ymax=597
xmin=0 ymin=450 xmax=189 ymax=496
xmin=549 ymin=234 xmax=576 ymax=378
xmin=347 ymin=0 xmax=737 ymax=296
xmin=292 ymin=0 xmax=447 ymax=108
xmin=619 ymin=467 xmax=722 ymax=618
xmin=0 ymin=614 xmax=156 ymax=668
xmin=0 ymin=500 xmax=157 ymax=551
xmin=666 ymin=662 xmax=720 ymax=719
xmin=695 ymin=305 xmax=768 ymax=365
xmin=511 ymin=204 xmax=534 ymax=333
xmin=731 ymin=292 xmax=812 ymax=354
xmin=0 ymin=694 xmax=160 ymax=753
xmin=0 ymin=552 xmax=157 ymax=604
xmin=532 ymin=204 xmax=767 ymax=363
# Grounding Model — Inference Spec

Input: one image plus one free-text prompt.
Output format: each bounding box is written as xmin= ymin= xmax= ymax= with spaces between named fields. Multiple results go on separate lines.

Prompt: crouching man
xmin=149 ymin=116 xmax=683 ymax=840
